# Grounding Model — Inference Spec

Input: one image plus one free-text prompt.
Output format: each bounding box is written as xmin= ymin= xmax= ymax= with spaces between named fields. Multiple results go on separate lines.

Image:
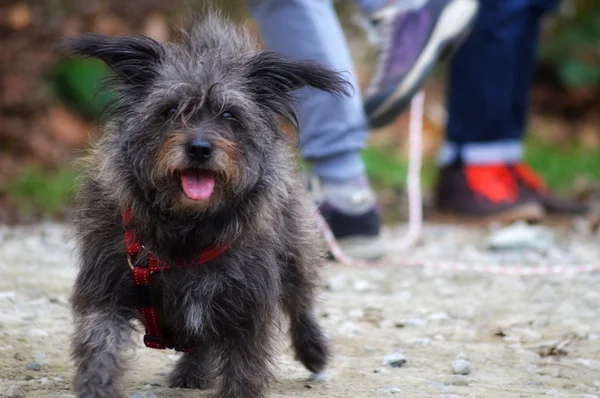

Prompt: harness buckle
xmin=143 ymin=335 xmax=168 ymax=349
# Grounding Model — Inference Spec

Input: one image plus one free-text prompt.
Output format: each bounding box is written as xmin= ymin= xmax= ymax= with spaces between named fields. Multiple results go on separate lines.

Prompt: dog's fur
xmin=68 ymin=13 xmax=349 ymax=398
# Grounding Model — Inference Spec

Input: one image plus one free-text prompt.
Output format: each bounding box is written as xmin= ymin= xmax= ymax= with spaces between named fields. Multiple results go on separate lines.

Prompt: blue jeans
xmin=442 ymin=0 xmax=559 ymax=165
xmin=247 ymin=0 xmax=559 ymax=176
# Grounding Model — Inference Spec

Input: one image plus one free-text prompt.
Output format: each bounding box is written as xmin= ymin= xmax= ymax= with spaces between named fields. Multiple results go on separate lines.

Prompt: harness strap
xmin=122 ymin=208 xmax=229 ymax=351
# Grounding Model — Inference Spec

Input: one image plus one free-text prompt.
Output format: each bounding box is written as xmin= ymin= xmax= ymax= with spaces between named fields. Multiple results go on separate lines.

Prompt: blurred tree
xmin=540 ymin=0 xmax=600 ymax=89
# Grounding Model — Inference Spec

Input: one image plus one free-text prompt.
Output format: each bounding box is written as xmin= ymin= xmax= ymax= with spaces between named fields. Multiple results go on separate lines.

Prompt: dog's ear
xmin=246 ymin=52 xmax=351 ymax=128
xmin=66 ymin=33 xmax=164 ymax=88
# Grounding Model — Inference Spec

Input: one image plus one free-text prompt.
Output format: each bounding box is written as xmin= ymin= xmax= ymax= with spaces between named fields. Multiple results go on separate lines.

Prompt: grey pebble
xmin=383 ymin=352 xmax=407 ymax=368
xmin=5 ymin=384 xmax=25 ymax=397
xmin=377 ymin=386 xmax=402 ymax=394
xmin=308 ymin=372 xmax=329 ymax=382
xmin=5 ymin=384 xmax=25 ymax=398
xmin=13 ymin=352 xmax=25 ymax=361
xmin=27 ymin=361 xmax=41 ymax=371
xmin=451 ymin=359 xmax=471 ymax=375
xmin=584 ymin=395 xmax=599 ymax=398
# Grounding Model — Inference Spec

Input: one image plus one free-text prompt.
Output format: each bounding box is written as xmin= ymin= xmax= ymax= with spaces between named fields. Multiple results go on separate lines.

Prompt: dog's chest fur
xmin=135 ymin=220 xmax=285 ymax=346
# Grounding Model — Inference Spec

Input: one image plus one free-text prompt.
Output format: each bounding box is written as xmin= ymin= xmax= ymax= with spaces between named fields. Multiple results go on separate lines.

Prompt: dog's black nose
xmin=186 ymin=140 xmax=213 ymax=162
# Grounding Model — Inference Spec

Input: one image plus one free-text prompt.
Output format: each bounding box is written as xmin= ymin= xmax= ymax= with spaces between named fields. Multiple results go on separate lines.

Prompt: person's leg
xmin=247 ymin=0 xmax=368 ymax=182
xmin=437 ymin=0 xmax=544 ymax=220
xmin=437 ymin=0 xmax=585 ymax=219
xmin=246 ymin=0 xmax=385 ymax=259
xmin=509 ymin=1 xmax=589 ymax=214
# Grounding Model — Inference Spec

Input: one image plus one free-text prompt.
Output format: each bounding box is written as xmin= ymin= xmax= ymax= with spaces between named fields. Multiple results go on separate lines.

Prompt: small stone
xmin=28 ymin=328 xmax=49 ymax=337
xmin=373 ymin=367 xmax=389 ymax=374
xmin=308 ymin=372 xmax=329 ymax=382
xmin=455 ymin=353 xmax=468 ymax=360
xmin=574 ymin=358 xmax=591 ymax=366
xmin=402 ymin=318 xmax=427 ymax=328
xmin=428 ymin=312 xmax=450 ymax=321
xmin=588 ymin=333 xmax=599 ymax=341
xmin=0 ymin=291 xmax=16 ymax=300
xmin=326 ymin=275 xmax=347 ymax=292
xmin=451 ymin=359 xmax=471 ymax=375
xmin=383 ymin=352 xmax=407 ymax=368
xmin=39 ymin=377 xmax=52 ymax=385
xmin=352 ymin=279 xmax=371 ymax=292
xmin=363 ymin=345 xmax=375 ymax=352
xmin=377 ymin=386 xmax=401 ymax=394
xmin=27 ymin=361 xmax=41 ymax=371
xmin=409 ymin=337 xmax=432 ymax=346
xmin=446 ymin=375 xmax=470 ymax=386
xmin=335 ymin=321 xmax=362 ymax=336
xmin=13 ymin=352 xmax=25 ymax=361
xmin=521 ymin=329 xmax=542 ymax=343
xmin=584 ymin=395 xmax=599 ymax=398
xmin=5 ymin=384 xmax=25 ymax=397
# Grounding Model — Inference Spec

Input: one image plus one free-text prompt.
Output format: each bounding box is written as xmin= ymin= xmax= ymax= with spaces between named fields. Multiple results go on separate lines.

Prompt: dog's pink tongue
xmin=181 ymin=170 xmax=215 ymax=200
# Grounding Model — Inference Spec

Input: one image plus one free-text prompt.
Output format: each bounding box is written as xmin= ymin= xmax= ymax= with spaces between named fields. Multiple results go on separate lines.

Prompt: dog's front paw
xmin=168 ymin=370 xmax=210 ymax=390
xmin=293 ymin=318 xmax=330 ymax=374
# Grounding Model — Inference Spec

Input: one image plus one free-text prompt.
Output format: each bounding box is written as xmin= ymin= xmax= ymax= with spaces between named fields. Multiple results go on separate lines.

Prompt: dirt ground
xmin=1 ymin=222 xmax=600 ymax=398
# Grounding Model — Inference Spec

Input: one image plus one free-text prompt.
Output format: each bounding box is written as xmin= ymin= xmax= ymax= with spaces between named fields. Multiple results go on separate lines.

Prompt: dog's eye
xmin=221 ymin=111 xmax=236 ymax=121
xmin=164 ymin=107 xmax=177 ymax=118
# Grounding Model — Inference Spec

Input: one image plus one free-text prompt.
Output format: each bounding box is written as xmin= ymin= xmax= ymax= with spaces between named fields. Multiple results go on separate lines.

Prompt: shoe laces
xmin=513 ymin=163 xmax=547 ymax=193
xmin=464 ymin=164 xmax=518 ymax=204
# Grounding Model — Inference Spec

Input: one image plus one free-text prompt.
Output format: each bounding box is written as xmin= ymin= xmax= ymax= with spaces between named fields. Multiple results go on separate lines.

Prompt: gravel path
xmin=1 ymin=222 xmax=600 ymax=397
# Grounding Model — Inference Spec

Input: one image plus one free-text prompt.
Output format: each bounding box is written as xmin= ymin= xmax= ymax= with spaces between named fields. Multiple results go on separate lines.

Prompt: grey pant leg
xmin=247 ymin=0 xmax=369 ymax=181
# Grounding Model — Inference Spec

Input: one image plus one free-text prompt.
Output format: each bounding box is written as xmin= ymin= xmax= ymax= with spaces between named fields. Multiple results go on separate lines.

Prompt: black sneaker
xmin=511 ymin=163 xmax=590 ymax=216
xmin=309 ymin=177 xmax=388 ymax=260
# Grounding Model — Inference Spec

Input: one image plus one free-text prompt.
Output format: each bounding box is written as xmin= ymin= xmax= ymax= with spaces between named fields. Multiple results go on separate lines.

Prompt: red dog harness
xmin=122 ymin=208 xmax=229 ymax=351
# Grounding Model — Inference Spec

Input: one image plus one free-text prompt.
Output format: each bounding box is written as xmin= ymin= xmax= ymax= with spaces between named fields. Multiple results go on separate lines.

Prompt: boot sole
xmin=432 ymin=202 xmax=546 ymax=225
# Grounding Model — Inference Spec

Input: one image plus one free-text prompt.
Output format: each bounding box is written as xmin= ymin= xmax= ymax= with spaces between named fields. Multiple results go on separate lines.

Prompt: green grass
xmin=362 ymin=147 xmax=437 ymax=191
xmin=9 ymin=166 xmax=78 ymax=218
xmin=523 ymin=138 xmax=600 ymax=193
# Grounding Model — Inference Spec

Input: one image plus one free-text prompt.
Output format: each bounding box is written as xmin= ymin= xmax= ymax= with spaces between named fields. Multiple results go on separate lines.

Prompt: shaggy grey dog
xmin=67 ymin=13 xmax=349 ymax=398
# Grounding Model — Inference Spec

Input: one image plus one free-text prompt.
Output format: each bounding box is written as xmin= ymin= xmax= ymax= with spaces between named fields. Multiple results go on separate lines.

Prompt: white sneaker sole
xmin=369 ymin=0 xmax=479 ymax=123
